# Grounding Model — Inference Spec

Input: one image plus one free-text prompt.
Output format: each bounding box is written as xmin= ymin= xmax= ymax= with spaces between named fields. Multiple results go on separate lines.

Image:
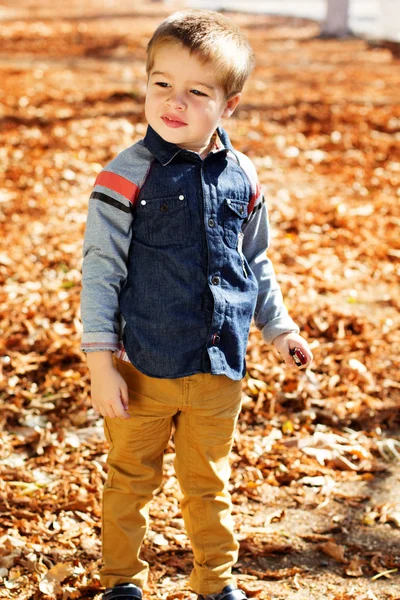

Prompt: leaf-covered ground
xmin=1 ymin=2 xmax=400 ymax=599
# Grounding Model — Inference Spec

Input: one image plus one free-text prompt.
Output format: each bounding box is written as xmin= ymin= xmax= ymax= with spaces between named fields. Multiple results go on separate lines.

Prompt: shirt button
xmin=179 ymin=195 xmax=185 ymax=201
xmin=212 ymin=334 xmax=221 ymax=346
xmin=211 ymin=276 xmax=220 ymax=286
xmin=160 ymin=203 xmax=168 ymax=212
xmin=141 ymin=200 xmax=147 ymax=206
xmin=208 ymin=218 xmax=215 ymax=227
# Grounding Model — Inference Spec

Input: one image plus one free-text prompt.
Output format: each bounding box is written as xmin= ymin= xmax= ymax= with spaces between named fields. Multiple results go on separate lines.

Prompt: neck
xmin=199 ymin=131 xmax=219 ymax=159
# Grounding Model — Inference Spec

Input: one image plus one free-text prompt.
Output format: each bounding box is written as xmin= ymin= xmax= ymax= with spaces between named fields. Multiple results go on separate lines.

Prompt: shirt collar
xmin=143 ymin=125 xmax=234 ymax=166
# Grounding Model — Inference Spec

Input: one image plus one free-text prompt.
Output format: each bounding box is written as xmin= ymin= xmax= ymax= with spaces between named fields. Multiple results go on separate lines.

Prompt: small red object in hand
xmin=289 ymin=347 xmax=307 ymax=367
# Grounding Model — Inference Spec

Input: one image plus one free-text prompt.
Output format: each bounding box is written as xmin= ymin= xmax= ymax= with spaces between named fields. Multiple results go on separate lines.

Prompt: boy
xmin=80 ymin=9 xmax=312 ymax=600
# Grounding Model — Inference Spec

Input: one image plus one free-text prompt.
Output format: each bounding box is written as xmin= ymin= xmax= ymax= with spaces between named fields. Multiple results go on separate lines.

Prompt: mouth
xmin=161 ymin=114 xmax=187 ymax=128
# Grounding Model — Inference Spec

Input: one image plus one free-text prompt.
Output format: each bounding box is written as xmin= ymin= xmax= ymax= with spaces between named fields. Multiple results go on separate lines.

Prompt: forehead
xmin=150 ymin=42 xmax=222 ymax=88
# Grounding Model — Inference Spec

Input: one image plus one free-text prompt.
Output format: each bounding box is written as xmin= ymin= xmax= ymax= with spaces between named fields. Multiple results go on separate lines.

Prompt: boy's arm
xmin=241 ymin=166 xmax=299 ymax=343
xmin=242 ymin=195 xmax=299 ymax=342
xmin=80 ymin=183 xmax=134 ymax=354
xmin=242 ymin=183 xmax=313 ymax=369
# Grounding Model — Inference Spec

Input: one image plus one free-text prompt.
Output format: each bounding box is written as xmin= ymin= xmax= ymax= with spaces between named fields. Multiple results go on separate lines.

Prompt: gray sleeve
xmin=80 ymin=191 xmax=134 ymax=352
xmin=242 ymin=196 xmax=299 ymax=344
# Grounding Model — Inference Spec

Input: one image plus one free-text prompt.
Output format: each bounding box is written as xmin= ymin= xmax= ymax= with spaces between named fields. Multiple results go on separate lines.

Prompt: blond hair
xmin=146 ymin=9 xmax=255 ymax=97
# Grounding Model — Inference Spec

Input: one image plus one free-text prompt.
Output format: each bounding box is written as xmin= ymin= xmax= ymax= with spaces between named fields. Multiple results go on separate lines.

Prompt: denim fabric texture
xmin=81 ymin=126 xmax=299 ymax=379
xmin=119 ymin=126 xmax=258 ymax=380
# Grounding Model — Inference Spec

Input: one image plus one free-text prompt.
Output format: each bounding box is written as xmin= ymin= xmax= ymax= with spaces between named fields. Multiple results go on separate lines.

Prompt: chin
xmin=160 ymin=128 xmax=187 ymax=145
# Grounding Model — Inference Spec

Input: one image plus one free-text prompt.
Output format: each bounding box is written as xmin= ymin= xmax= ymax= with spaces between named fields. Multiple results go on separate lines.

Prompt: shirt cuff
xmin=80 ymin=332 xmax=120 ymax=353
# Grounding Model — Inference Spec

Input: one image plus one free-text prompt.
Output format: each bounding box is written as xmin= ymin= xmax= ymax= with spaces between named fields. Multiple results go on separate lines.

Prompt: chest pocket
xmin=137 ymin=194 xmax=191 ymax=247
xmin=223 ymin=198 xmax=248 ymax=248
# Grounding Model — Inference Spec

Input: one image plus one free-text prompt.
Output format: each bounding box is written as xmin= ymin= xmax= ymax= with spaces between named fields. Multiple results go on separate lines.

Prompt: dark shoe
xmin=198 ymin=585 xmax=247 ymax=600
xmin=103 ymin=583 xmax=142 ymax=600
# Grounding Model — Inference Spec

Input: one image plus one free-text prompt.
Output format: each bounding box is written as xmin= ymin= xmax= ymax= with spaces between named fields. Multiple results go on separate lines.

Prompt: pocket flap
xmin=141 ymin=195 xmax=187 ymax=215
xmin=225 ymin=198 xmax=247 ymax=218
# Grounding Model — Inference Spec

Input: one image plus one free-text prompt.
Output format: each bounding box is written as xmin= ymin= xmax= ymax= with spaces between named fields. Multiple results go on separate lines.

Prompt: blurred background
xmin=1 ymin=1 xmax=400 ymax=599
xmin=1 ymin=0 xmax=400 ymax=41
xmin=188 ymin=0 xmax=399 ymax=41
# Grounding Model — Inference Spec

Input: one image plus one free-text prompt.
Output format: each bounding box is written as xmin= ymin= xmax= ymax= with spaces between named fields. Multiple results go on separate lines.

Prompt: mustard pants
xmin=100 ymin=357 xmax=243 ymax=595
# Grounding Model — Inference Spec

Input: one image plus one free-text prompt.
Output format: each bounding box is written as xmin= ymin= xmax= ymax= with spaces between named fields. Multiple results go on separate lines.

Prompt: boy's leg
xmin=173 ymin=374 xmax=243 ymax=596
xmin=100 ymin=357 xmax=179 ymax=589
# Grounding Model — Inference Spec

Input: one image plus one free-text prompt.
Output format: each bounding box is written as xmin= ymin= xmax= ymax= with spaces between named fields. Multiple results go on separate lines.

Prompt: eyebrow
xmin=151 ymin=70 xmax=216 ymax=91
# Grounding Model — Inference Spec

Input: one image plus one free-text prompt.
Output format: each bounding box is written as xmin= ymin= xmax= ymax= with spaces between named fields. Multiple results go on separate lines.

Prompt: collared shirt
xmin=80 ymin=125 xmax=299 ymax=380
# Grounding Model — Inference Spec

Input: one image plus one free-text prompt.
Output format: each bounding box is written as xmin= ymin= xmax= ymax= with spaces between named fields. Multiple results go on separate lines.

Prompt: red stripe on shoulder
xmin=248 ymin=181 xmax=261 ymax=214
xmin=95 ymin=171 xmax=139 ymax=205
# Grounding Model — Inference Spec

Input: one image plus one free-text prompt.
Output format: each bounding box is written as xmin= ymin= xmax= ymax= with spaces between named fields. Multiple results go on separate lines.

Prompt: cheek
xmin=144 ymin=95 xmax=156 ymax=117
xmin=146 ymin=91 xmax=166 ymax=111
xmin=198 ymin=106 xmax=220 ymax=123
xmin=144 ymin=100 xmax=150 ymax=121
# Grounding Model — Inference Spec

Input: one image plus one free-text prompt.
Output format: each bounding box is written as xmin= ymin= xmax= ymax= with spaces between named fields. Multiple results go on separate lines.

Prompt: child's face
xmin=145 ymin=43 xmax=241 ymax=154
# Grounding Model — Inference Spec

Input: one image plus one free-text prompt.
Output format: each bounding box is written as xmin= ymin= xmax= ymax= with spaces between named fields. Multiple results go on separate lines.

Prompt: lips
xmin=161 ymin=114 xmax=187 ymax=128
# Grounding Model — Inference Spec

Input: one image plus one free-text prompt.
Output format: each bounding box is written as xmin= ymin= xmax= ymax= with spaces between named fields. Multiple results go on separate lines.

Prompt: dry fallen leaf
xmin=38 ymin=563 xmax=75 ymax=596
xmin=345 ymin=556 xmax=365 ymax=577
xmin=1 ymin=3 xmax=400 ymax=599
xmin=319 ymin=541 xmax=348 ymax=564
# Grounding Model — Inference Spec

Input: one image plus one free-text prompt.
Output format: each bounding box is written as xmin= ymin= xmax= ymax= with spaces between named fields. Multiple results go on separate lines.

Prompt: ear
xmin=222 ymin=92 xmax=241 ymax=118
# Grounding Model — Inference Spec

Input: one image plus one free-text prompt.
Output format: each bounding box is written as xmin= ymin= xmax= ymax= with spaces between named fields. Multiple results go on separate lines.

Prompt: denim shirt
xmin=81 ymin=125 xmax=299 ymax=380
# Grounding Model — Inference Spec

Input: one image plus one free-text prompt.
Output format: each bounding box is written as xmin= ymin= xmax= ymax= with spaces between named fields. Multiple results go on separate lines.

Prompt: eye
xmin=155 ymin=81 xmax=170 ymax=88
xmin=191 ymin=89 xmax=208 ymax=97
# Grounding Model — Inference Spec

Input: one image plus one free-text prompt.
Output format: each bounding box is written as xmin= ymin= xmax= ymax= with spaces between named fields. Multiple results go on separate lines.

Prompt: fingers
xmin=113 ymin=384 xmax=130 ymax=419
xmin=288 ymin=346 xmax=313 ymax=369
xmin=91 ymin=389 xmax=130 ymax=419
xmin=276 ymin=345 xmax=309 ymax=368
xmin=120 ymin=383 xmax=130 ymax=413
xmin=114 ymin=394 xmax=131 ymax=419
xmin=92 ymin=400 xmax=118 ymax=419
xmin=92 ymin=401 xmax=130 ymax=419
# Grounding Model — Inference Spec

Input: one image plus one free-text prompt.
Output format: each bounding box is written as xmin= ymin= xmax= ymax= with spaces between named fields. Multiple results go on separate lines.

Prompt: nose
xmin=166 ymin=91 xmax=186 ymax=111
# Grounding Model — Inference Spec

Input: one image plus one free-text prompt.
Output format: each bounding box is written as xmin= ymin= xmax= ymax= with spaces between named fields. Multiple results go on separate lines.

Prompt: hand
xmin=90 ymin=364 xmax=130 ymax=419
xmin=272 ymin=332 xmax=313 ymax=369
